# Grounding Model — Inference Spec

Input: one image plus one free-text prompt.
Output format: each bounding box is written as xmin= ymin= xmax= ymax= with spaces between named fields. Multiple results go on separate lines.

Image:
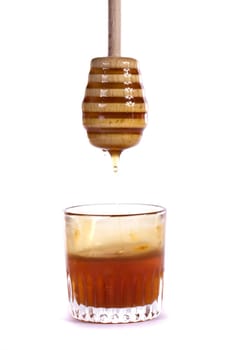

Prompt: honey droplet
xmin=109 ymin=150 xmax=121 ymax=174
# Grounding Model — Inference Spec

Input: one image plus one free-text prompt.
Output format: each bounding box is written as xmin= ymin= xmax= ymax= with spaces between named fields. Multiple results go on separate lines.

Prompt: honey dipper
xmin=82 ymin=0 xmax=147 ymax=171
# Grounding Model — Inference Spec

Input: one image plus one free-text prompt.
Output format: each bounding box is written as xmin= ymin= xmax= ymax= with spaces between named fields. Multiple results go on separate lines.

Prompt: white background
xmin=0 ymin=0 xmax=233 ymax=348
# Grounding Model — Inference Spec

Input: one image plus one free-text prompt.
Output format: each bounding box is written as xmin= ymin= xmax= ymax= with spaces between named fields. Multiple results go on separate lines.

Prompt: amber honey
xmin=67 ymin=249 xmax=164 ymax=308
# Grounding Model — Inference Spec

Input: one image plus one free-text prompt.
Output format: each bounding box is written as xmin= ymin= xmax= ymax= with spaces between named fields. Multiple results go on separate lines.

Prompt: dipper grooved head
xmin=82 ymin=57 xmax=148 ymax=152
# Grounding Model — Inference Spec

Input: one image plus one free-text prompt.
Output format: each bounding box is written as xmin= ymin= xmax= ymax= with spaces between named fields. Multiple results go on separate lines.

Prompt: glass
xmin=64 ymin=203 xmax=166 ymax=323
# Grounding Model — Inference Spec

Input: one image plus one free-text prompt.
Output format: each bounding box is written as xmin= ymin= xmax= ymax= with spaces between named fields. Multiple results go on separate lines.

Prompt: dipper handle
xmin=108 ymin=0 xmax=121 ymax=56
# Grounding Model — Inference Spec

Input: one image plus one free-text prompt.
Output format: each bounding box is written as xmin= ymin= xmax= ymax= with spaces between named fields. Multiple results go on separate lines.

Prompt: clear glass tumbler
xmin=64 ymin=203 xmax=166 ymax=323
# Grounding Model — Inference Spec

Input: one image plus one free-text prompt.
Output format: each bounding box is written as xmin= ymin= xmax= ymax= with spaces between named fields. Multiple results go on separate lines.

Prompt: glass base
xmin=69 ymin=301 xmax=161 ymax=323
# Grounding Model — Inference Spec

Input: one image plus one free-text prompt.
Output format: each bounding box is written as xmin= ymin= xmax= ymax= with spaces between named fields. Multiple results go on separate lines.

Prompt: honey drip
xmin=109 ymin=150 xmax=121 ymax=174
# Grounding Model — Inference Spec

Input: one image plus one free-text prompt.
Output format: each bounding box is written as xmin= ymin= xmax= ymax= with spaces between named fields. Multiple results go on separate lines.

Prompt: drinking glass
xmin=64 ymin=203 xmax=166 ymax=323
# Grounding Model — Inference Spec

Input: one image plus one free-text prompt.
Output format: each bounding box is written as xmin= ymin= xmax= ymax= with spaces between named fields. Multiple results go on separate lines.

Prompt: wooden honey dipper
xmin=82 ymin=0 xmax=147 ymax=171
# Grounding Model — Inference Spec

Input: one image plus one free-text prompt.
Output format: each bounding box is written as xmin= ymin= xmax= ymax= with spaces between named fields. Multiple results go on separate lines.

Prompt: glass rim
xmin=64 ymin=203 xmax=166 ymax=217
